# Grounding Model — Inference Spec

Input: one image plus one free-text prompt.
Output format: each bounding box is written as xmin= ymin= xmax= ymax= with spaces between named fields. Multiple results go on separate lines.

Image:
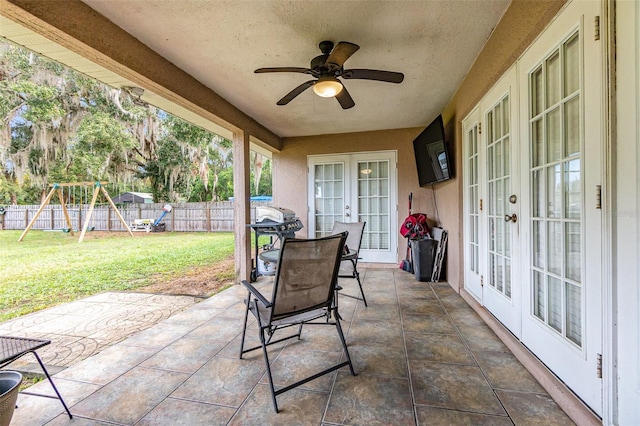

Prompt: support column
xmin=232 ymin=129 xmax=252 ymax=283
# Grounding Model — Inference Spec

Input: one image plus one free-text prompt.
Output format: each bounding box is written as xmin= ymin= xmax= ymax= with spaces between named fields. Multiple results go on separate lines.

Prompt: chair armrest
xmin=241 ymin=280 xmax=271 ymax=307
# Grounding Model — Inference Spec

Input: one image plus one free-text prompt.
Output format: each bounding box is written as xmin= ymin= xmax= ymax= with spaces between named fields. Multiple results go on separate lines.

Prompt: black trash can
xmin=411 ymin=238 xmax=437 ymax=282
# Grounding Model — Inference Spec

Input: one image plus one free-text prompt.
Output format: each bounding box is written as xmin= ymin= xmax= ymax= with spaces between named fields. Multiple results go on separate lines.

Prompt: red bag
xmin=400 ymin=213 xmax=428 ymax=239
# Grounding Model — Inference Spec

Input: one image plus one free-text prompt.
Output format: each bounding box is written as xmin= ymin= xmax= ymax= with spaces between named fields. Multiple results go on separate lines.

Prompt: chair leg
xmin=333 ymin=288 xmax=343 ymax=320
xmin=297 ymin=323 xmax=304 ymax=339
xmin=354 ymin=268 xmax=368 ymax=307
xmin=32 ymin=351 xmax=72 ymax=419
xmin=239 ymin=293 xmax=251 ymax=359
xmin=259 ymin=327 xmax=280 ymax=413
xmin=334 ymin=317 xmax=356 ymax=376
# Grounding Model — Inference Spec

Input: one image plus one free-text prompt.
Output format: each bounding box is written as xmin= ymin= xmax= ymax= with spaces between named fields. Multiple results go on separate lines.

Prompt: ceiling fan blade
xmin=342 ymin=69 xmax=404 ymax=83
xmin=276 ymin=80 xmax=316 ymax=105
xmin=326 ymin=42 xmax=360 ymax=68
xmin=335 ymin=85 xmax=355 ymax=109
xmin=255 ymin=67 xmax=312 ymax=74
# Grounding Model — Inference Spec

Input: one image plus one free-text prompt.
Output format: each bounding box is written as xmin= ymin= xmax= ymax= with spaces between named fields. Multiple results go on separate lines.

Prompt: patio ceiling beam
xmin=0 ymin=0 xmax=282 ymax=151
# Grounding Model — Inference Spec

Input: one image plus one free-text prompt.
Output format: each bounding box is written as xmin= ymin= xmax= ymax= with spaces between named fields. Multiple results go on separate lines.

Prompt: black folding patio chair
xmin=0 ymin=336 xmax=73 ymax=419
xmin=239 ymin=232 xmax=356 ymax=413
xmin=331 ymin=221 xmax=367 ymax=306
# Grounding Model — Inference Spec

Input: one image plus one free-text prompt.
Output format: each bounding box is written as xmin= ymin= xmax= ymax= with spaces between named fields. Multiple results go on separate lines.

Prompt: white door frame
xmin=518 ymin=0 xmax=604 ymax=414
xmin=462 ymin=108 xmax=483 ymax=302
xmin=307 ymin=150 xmax=398 ymax=263
xmin=480 ymin=65 xmax=521 ymax=337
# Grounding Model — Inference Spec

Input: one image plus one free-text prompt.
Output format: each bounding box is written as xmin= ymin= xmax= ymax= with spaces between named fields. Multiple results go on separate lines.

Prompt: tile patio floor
xmin=6 ymin=268 xmax=574 ymax=425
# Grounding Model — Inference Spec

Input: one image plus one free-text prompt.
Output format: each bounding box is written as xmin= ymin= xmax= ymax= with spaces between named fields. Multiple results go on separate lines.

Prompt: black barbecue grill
xmin=247 ymin=208 xmax=303 ymax=282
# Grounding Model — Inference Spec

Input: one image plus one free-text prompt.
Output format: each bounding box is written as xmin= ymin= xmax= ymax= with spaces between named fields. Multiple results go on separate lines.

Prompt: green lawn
xmin=0 ymin=230 xmax=236 ymax=322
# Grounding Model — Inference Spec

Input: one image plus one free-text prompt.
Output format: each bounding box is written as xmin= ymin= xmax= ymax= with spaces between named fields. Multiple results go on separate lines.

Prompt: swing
xmin=63 ymin=187 xmax=80 ymax=233
xmin=18 ymin=182 xmax=133 ymax=242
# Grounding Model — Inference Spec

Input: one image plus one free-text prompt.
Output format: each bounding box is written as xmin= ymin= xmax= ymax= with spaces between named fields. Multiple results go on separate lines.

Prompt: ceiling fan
xmin=255 ymin=40 xmax=404 ymax=109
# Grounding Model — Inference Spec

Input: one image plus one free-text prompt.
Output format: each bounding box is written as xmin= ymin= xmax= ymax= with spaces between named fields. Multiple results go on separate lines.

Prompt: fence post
xmin=24 ymin=209 xmax=28 ymax=228
xmin=206 ymin=202 xmax=211 ymax=232
xmin=107 ymin=207 xmax=112 ymax=231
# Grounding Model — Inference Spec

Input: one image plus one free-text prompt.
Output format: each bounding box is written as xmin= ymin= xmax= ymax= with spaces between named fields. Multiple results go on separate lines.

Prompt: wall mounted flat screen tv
xmin=413 ymin=115 xmax=452 ymax=186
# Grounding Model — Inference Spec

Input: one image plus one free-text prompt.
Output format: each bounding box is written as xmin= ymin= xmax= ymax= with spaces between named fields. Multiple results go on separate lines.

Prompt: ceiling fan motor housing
xmin=310 ymin=54 xmax=331 ymax=73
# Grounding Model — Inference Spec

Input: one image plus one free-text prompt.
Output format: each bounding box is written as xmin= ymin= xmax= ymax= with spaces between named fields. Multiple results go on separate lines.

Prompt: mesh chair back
xmin=331 ymin=221 xmax=366 ymax=273
xmin=270 ymin=232 xmax=346 ymax=320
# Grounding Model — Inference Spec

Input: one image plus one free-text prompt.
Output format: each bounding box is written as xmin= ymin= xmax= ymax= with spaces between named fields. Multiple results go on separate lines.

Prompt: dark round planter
xmin=0 ymin=371 xmax=22 ymax=426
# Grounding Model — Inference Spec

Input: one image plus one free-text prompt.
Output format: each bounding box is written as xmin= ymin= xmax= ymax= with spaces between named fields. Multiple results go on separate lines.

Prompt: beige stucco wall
xmin=273 ymin=0 xmax=566 ymax=290
xmin=275 ymin=127 xmax=433 ymax=235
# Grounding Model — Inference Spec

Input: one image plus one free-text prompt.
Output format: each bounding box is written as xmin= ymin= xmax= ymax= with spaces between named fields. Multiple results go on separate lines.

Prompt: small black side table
xmin=0 ymin=336 xmax=72 ymax=419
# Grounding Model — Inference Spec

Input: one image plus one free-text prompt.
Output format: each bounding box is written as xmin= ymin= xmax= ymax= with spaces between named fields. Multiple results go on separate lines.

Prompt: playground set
xmin=18 ymin=181 xmax=133 ymax=242
xmin=17 ymin=182 xmax=174 ymax=241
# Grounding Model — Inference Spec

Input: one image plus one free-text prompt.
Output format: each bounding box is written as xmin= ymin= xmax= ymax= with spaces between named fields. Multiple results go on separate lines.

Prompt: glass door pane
xmin=486 ymin=94 xmax=512 ymax=299
xmin=314 ymin=162 xmax=345 ymax=238
xmin=357 ymin=160 xmax=390 ymax=250
xmin=467 ymin=125 xmax=480 ymax=275
xmin=528 ymin=32 xmax=583 ymax=347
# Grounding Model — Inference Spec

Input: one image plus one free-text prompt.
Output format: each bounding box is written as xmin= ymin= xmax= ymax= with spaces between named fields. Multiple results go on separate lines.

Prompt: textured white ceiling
xmin=78 ymin=1 xmax=510 ymax=138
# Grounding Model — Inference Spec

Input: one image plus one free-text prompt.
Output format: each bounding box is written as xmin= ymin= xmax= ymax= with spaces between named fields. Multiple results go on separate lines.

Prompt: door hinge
xmin=478 ymin=122 xmax=482 ymax=135
xmin=596 ymin=353 xmax=602 ymax=378
xmin=596 ymin=185 xmax=602 ymax=209
xmin=594 ymin=16 xmax=600 ymax=41
xmin=480 ymin=275 xmax=484 ymax=287
xmin=480 ymin=199 xmax=484 ymax=211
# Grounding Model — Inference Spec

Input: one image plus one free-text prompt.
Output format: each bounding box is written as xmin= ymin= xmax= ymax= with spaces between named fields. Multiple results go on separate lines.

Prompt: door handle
xmin=345 ymin=212 xmax=350 ymax=217
xmin=504 ymin=213 xmax=517 ymax=223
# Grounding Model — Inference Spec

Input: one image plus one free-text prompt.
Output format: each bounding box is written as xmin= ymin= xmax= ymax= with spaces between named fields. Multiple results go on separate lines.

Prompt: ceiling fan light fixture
xmin=313 ymin=77 xmax=343 ymax=98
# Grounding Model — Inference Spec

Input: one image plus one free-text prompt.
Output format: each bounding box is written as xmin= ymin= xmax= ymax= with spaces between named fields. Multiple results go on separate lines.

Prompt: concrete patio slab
xmin=1 ymin=269 xmax=576 ymax=425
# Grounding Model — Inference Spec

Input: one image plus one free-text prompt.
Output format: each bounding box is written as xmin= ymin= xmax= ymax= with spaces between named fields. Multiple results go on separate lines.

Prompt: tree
xmin=251 ymin=158 xmax=272 ymax=196
xmin=0 ymin=40 xmax=272 ymax=204
xmin=0 ymin=45 xmax=88 ymax=201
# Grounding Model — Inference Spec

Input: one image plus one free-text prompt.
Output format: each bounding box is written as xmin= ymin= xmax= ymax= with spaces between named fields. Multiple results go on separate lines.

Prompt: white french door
xmin=519 ymin=0 xmax=603 ymax=414
xmin=483 ymin=68 xmax=521 ymax=335
xmin=307 ymin=151 xmax=398 ymax=263
xmin=463 ymin=110 xmax=483 ymax=300
xmin=463 ymin=66 xmax=521 ymax=335
xmin=463 ymin=0 xmax=604 ymax=414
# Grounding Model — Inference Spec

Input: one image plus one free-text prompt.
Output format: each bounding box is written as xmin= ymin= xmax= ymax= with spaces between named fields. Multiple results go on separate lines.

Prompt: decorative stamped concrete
xmin=0 ymin=292 xmax=201 ymax=373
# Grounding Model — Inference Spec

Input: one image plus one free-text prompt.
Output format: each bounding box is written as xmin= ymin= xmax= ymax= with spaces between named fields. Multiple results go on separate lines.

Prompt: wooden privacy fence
xmin=0 ymin=201 xmax=271 ymax=232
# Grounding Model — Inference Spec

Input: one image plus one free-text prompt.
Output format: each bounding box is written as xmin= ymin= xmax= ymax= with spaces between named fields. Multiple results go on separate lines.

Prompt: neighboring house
xmin=111 ymin=192 xmax=154 ymax=204
xmin=0 ymin=1 xmax=638 ymax=424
